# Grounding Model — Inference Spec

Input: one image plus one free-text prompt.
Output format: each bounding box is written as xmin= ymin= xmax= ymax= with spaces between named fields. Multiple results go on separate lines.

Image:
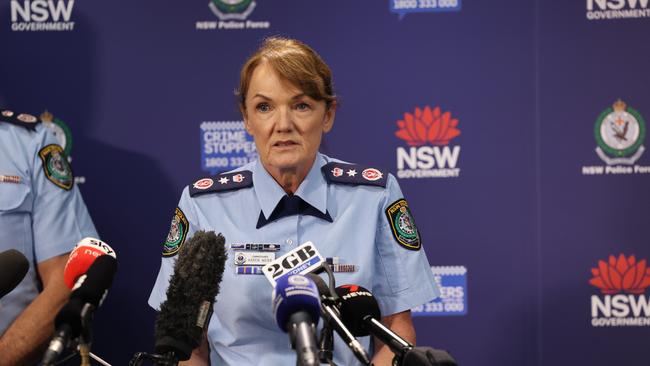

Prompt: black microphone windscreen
xmin=71 ymin=254 xmax=118 ymax=307
xmin=154 ymin=231 xmax=227 ymax=361
xmin=334 ymin=285 xmax=381 ymax=337
xmin=0 ymin=249 xmax=29 ymax=299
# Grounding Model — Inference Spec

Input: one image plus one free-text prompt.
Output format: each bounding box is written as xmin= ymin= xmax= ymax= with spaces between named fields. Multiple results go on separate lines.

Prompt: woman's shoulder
xmin=320 ymin=153 xmax=395 ymax=189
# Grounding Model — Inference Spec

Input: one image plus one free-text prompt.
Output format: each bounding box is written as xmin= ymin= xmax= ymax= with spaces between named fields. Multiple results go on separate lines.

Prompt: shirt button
xmin=286 ymin=238 xmax=293 ymax=245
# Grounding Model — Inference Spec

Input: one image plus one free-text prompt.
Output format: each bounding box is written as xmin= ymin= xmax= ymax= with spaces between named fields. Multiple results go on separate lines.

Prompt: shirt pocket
xmin=0 ymin=182 xmax=31 ymax=212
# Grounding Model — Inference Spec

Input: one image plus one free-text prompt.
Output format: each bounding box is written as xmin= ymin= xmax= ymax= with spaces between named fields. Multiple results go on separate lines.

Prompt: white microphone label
xmin=262 ymin=242 xmax=325 ymax=287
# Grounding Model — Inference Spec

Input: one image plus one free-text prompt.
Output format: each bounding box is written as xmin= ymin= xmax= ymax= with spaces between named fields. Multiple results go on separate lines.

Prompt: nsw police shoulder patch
xmin=38 ymin=144 xmax=73 ymax=190
xmin=163 ymin=207 xmax=189 ymax=257
xmin=385 ymin=199 xmax=421 ymax=251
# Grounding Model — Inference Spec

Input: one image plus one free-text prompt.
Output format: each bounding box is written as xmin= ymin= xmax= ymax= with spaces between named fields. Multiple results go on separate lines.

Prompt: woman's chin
xmin=264 ymin=155 xmax=314 ymax=174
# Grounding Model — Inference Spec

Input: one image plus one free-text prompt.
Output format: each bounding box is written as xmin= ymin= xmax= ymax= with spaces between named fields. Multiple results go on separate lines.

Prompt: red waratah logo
xmin=395 ymin=105 xmax=461 ymax=146
xmin=589 ymin=254 xmax=650 ymax=294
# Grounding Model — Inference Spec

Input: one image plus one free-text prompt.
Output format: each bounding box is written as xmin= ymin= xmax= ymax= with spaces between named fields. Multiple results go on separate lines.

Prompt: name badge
xmin=234 ymin=251 xmax=275 ymax=266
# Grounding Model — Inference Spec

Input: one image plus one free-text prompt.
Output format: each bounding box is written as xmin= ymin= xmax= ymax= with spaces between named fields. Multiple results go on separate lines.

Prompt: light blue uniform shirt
xmin=149 ymin=153 xmax=439 ymax=366
xmin=0 ymin=119 xmax=97 ymax=334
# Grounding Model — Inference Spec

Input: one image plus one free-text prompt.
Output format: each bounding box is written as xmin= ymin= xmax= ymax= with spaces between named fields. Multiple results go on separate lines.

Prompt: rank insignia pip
xmin=38 ymin=144 xmax=73 ymax=190
xmin=385 ymin=199 xmax=421 ymax=251
xmin=163 ymin=207 xmax=189 ymax=257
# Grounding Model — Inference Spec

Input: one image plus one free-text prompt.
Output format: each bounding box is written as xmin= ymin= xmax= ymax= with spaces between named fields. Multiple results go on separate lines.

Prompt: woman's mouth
xmin=274 ymin=141 xmax=297 ymax=147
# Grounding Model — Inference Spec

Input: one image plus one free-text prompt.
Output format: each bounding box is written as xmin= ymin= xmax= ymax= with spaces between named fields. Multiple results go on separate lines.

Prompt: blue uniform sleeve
xmin=31 ymin=127 xmax=97 ymax=263
xmin=372 ymin=174 xmax=440 ymax=316
xmin=148 ymin=187 xmax=199 ymax=311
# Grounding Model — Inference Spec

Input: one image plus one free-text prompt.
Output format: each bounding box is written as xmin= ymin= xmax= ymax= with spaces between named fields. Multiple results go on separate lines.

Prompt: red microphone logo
xmin=63 ymin=237 xmax=116 ymax=289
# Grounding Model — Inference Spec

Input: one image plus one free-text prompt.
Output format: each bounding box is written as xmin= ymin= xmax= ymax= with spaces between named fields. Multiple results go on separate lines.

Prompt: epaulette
xmin=189 ymin=170 xmax=253 ymax=197
xmin=321 ymin=162 xmax=388 ymax=188
xmin=0 ymin=109 xmax=41 ymax=132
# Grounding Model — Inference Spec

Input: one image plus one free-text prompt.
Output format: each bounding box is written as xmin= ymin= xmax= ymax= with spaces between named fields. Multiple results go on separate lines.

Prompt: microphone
xmin=335 ymin=285 xmax=458 ymax=366
xmin=0 ymin=249 xmax=29 ymax=299
xmin=43 ymin=254 xmax=118 ymax=366
xmin=154 ymin=230 xmax=227 ymax=363
xmin=63 ymin=237 xmax=116 ymax=289
xmin=306 ymin=274 xmax=371 ymax=365
xmin=272 ymin=274 xmax=321 ymax=366
xmin=335 ymin=285 xmax=412 ymax=354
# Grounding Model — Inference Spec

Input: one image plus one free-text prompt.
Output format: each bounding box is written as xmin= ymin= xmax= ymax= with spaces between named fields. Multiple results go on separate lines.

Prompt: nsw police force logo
xmin=210 ymin=0 xmax=255 ymax=20
xmin=595 ymin=99 xmax=645 ymax=164
xmin=196 ymin=0 xmax=270 ymax=30
xmin=41 ymin=110 xmax=73 ymax=157
xmin=385 ymin=199 xmax=421 ymax=251
xmin=38 ymin=144 xmax=73 ymax=190
xmin=163 ymin=208 xmax=189 ymax=257
xmin=582 ymin=99 xmax=650 ymax=175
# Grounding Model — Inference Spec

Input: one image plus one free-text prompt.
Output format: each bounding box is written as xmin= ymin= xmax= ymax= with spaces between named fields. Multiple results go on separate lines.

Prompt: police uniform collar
xmin=254 ymin=153 xmax=330 ymax=229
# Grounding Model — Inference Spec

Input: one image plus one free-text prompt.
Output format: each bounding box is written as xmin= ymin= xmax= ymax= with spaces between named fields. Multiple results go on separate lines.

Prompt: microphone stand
xmin=319 ymin=262 xmax=338 ymax=365
xmin=79 ymin=303 xmax=95 ymax=366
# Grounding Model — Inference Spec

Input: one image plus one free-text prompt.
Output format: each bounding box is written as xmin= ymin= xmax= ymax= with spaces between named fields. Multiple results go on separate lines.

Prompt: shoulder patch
xmin=321 ymin=162 xmax=387 ymax=188
xmin=163 ymin=207 xmax=189 ymax=257
xmin=1 ymin=109 xmax=41 ymax=131
xmin=38 ymin=144 xmax=73 ymax=190
xmin=189 ymin=170 xmax=253 ymax=197
xmin=385 ymin=199 xmax=421 ymax=251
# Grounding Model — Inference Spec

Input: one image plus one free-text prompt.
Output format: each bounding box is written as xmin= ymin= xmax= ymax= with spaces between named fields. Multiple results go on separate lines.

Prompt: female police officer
xmin=149 ymin=37 xmax=439 ymax=366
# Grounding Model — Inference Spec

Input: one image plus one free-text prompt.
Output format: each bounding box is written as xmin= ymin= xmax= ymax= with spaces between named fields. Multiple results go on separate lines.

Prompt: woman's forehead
xmin=247 ymin=63 xmax=304 ymax=99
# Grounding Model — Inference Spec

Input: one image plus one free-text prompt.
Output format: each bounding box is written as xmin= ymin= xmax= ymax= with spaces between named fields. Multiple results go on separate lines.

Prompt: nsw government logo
xmin=200 ymin=121 xmax=257 ymax=174
xmin=590 ymin=253 xmax=650 ymax=327
xmin=10 ymin=0 xmax=75 ymax=32
xmin=586 ymin=0 xmax=650 ymax=20
xmin=196 ymin=0 xmax=270 ymax=31
xmin=395 ymin=105 xmax=461 ymax=179
xmin=581 ymin=99 xmax=650 ymax=175
xmin=412 ymin=266 xmax=467 ymax=316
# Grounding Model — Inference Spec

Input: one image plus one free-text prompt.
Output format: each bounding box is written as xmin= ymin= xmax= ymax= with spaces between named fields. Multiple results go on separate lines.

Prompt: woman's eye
xmin=256 ymin=103 xmax=271 ymax=113
xmin=295 ymin=102 xmax=311 ymax=111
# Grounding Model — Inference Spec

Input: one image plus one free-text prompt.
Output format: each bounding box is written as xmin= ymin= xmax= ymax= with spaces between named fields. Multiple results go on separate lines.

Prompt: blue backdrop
xmin=2 ymin=0 xmax=649 ymax=365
